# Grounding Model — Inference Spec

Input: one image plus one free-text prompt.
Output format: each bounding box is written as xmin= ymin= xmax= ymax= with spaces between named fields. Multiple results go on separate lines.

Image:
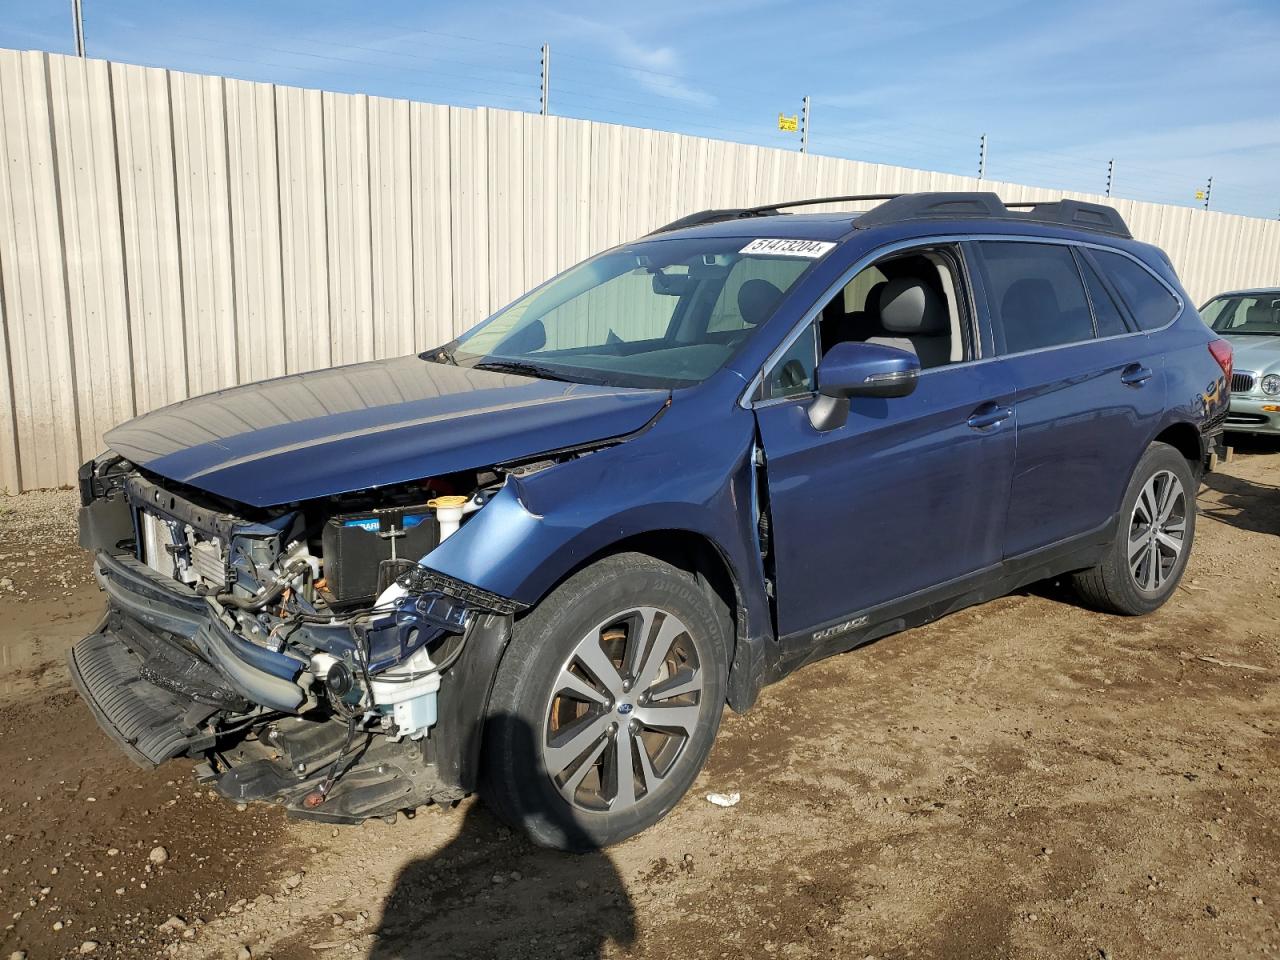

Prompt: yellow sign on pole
xmin=1195 ymin=190 xmax=1206 ymax=200
xmin=778 ymin=113 xmax=798 ymax=133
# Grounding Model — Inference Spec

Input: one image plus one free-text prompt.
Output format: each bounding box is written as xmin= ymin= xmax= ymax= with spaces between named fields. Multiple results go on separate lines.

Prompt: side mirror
xmin=809 ymin=342 xmax=920 ymax=431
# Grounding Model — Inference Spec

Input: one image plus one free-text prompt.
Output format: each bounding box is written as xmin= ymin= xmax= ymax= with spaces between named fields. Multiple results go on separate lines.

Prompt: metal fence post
xmin=539 ymin=43 xmax=550 ymax=116
xmin=1204 ymin=176 xmax=1213 ymax=211
xmin=978 ymin=134 xmax=986 ymax=180
xmin=1106 ymin=158 xmax=1114 ymax=198
xmin=800 ymin=96 xmax=810 ymax=154
xmin=71 ymin=0 xmax=85 ymax=56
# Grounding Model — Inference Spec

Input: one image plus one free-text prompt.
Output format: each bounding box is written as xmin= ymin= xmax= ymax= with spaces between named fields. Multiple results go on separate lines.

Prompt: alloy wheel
xmin=540 ymin=606 xmax=704 ymax=813
xmin=1128 ymin=469 xmax=1187 ymax=593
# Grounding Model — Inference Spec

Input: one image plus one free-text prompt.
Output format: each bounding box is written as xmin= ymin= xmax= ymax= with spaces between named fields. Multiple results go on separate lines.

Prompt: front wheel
xmin=1072 ymin=441 xmax=1197 ymax=615
xmin=482 ymin=552 xmax=729 ymax=850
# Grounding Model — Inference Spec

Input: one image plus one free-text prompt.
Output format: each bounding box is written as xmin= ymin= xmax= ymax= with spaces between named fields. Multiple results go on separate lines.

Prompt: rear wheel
xmin=482 ymin=552 xmax=729 ymax=850
xmin=1072 ymin=441 xmax=1197 ymax=615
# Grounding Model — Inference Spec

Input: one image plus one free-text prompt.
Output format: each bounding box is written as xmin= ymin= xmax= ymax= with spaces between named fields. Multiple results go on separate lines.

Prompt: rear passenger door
xmin=973 ymin=239 xmax=1166 ymax=559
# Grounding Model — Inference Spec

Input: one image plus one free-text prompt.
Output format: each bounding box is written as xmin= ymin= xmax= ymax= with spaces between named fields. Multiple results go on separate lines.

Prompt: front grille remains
xmin=138 ymin=505 xmax=228 ymax=592
xmin=190 ymin=540 xmax=229 ymax=590
xmin=1232 ymin=371 xmax=1256 ymax=393
xmin=139 ymin=510 xmax=175 ymax=579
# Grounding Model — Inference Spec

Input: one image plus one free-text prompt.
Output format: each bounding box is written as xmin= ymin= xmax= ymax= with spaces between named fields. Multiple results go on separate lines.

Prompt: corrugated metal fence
xmin=2 ymin=48 xmax=1279 ymax=493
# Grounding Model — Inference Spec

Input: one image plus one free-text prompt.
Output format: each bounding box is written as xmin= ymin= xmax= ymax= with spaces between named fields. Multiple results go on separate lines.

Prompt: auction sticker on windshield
xmin=740 ymin=238 xmax=837 ymax=258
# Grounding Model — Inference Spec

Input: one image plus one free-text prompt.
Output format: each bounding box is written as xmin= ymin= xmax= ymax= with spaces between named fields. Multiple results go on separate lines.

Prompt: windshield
xmin=1203 ymin=294 xmax=1280 ymax=336
xmin=434 ymin=236 xmax=825 ymax=388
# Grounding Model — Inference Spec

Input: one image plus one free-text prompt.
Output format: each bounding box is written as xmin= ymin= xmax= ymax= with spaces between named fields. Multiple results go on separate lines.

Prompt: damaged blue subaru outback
xmin=73 ymin=192 xmax=1230 ymax=849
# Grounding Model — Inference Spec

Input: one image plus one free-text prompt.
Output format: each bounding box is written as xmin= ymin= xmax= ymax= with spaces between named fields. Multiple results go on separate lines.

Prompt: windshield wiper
xmin=473 ymin=359 xmax=576 ymax=382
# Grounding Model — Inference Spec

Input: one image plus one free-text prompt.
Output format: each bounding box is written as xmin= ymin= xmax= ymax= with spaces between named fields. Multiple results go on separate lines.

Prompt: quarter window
xmin=763 ymin=323 xmax=818 ymax=400
xmin=979 ymin=242 xmax=1094 ymax=353
xmin=1090 ymin=250 xmax=1180 ymax=330
xmin=1078 ymin=254 xmax=1129 ymax=338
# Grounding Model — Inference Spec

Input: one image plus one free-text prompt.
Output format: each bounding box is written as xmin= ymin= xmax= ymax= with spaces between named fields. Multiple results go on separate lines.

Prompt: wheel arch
xmin=515 ymin=527 xmax=748 ymax=691
xmin=1151 ymin=420 xmax=1205 ymax=474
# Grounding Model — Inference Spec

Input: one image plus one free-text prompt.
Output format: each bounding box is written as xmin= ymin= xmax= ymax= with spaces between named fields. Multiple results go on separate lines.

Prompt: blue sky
xmin=3 ymin=0 xmax=1278 ymax=217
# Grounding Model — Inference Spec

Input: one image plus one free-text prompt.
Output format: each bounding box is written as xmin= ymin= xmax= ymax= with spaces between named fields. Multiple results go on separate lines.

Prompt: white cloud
xmin=612 ymin=37 xmax=717 ymax=107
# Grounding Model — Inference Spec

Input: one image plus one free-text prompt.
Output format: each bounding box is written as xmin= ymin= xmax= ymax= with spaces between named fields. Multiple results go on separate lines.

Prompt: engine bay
xmin=77 ymin=454 xmax=518 ymax=754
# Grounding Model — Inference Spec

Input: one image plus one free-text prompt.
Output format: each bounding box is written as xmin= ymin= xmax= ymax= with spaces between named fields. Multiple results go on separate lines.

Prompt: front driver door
xmin=754 ymin=353 xmax=1018 ymax=646
xmin=750 ymin=241 xmax=1017 ymax=649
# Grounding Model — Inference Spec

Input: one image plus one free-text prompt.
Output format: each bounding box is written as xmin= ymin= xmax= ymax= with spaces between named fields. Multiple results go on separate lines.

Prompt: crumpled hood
xmin=105 ymin=356 xmax=669 ymax=507
xmin=1225 ymin=335 xmax=1280 ymax=373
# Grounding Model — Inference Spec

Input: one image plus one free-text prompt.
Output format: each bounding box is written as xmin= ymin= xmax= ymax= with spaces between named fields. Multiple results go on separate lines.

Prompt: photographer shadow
xmin=369 ymin=713 xmax=636 ymax=960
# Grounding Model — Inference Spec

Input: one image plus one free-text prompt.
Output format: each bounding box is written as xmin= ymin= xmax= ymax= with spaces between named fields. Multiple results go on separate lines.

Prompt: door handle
xmin=967 ymin=403 xmax=1013 ymax=430
xmin=1120 ymin=363 xmax=1154 ymax=386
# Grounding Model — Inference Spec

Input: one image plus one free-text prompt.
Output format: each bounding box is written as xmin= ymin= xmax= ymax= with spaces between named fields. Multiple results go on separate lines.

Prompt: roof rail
xmin=1003 ymin=199 xmax=1132 ymax=238
xmin=852 ymin=192 xmax=1132 ymax=238
xmin=650 ymin=191 xmax=1132 ymax=239
xmin=744 ymin=194 xmax=902 ymax=215
xmin=647 ymin=209 xmax=755 ymax=234
xmin=647 ymin=194 xmax=902 ymax=235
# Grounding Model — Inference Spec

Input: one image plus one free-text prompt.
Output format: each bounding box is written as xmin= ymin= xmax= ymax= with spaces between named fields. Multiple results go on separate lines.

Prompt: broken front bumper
xmin=69 ymin=550 xmax=308 ymax=767
xmin=69 ymin=550 xmax=516 ymax=821
xmin=90 ymin=551 xmax=309 ymax=712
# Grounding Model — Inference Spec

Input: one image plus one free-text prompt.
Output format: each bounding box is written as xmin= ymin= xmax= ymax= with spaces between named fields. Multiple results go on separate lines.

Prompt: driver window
xmin=818 ymin=246 xmax=970 ymax=368
xmin=756 ymin=244 xmax=971 ymax=402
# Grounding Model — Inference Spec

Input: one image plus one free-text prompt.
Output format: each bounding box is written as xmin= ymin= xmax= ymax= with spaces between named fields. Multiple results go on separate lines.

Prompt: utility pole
xmin=71 ymin=0 xmax=85 ymax=57
xmin=539 ymin=43 xmax=550 ymax=116
xmin=800 ymin=96 xmax=810 ymax=154
xmin=1105 ymin=158 xmax=1114 ymax=198
xmin=977 ymin=134 xmax=987 ymax=180
xmin=1203 ymin=176 xmax=1213 ymax=211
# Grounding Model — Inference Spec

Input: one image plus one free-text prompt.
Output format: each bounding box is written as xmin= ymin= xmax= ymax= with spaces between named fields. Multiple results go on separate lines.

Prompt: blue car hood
xmin=104 ymin=356 xmax=669 ymax=507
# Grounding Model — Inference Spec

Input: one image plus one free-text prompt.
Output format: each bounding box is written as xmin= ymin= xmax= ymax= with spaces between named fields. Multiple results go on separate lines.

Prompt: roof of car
xmin=647 ymin=192 xmax=1134 ymax=245
xmin=1208 ymin=287 xmax=1280 ymax=298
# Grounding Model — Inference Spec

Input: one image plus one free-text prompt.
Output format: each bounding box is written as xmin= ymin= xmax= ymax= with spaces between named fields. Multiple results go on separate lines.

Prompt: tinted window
xmin=1078 ymin=254 xmax=1129 ymax=337
xmin=980 ymin=242 xmax=1093 ymax=353
xmin=1091 ymin=250 xmax=1180 ymax=330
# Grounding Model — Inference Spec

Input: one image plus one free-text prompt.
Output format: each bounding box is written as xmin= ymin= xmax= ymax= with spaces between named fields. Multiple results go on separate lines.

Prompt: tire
xmin=1071 ymin=441 xmax=1197 ymax=615
xmin=481 ymin=552 xmax=730 ymax=850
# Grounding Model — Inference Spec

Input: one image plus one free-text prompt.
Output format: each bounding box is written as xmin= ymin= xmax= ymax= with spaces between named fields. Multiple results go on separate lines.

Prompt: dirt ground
xmin=1 ymin=444 xmax=1278 ymax=960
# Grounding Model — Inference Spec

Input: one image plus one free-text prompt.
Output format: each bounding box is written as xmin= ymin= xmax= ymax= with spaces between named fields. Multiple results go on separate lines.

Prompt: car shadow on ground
xmin=1200 ymin=446 xmax=1280 ymax=537
xmin=368 ymin=714 xmax=636 ymax=960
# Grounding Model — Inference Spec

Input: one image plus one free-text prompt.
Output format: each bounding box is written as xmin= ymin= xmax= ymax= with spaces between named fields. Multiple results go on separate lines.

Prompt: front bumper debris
xmin=204 ymin=717 xmax=463 ymax=823
xmin=94 ymin=550 xmax=309 ymax=713
xmin=71 ymin=545 xmax=519 ymax=822
xmin=69 ymin=624 xmax=220 ymax=767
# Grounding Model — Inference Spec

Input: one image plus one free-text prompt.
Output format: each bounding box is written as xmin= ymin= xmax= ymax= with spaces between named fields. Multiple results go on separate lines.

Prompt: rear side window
xmin=1077 ymin=254 xmax=1129 ymax=338
xmin=1090 ymin=250 xmax=1180 ymax=330
xmin=979 ymin=242 xmax=1094 ymax=353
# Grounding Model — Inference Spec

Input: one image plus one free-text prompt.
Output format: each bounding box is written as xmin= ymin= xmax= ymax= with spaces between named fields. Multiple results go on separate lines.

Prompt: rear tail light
xmin=1208 ymin=339 xmax=1233 ymax=384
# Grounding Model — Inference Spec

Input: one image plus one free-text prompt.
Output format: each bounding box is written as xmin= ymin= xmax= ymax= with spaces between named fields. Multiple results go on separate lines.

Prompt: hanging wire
xmin=84 ymin=14 xmax=1276 ymax=219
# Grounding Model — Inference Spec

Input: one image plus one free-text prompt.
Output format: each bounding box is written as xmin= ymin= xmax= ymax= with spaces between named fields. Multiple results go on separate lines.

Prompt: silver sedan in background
xmin=1202 ymin=288 xmax=1280 ymax=435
